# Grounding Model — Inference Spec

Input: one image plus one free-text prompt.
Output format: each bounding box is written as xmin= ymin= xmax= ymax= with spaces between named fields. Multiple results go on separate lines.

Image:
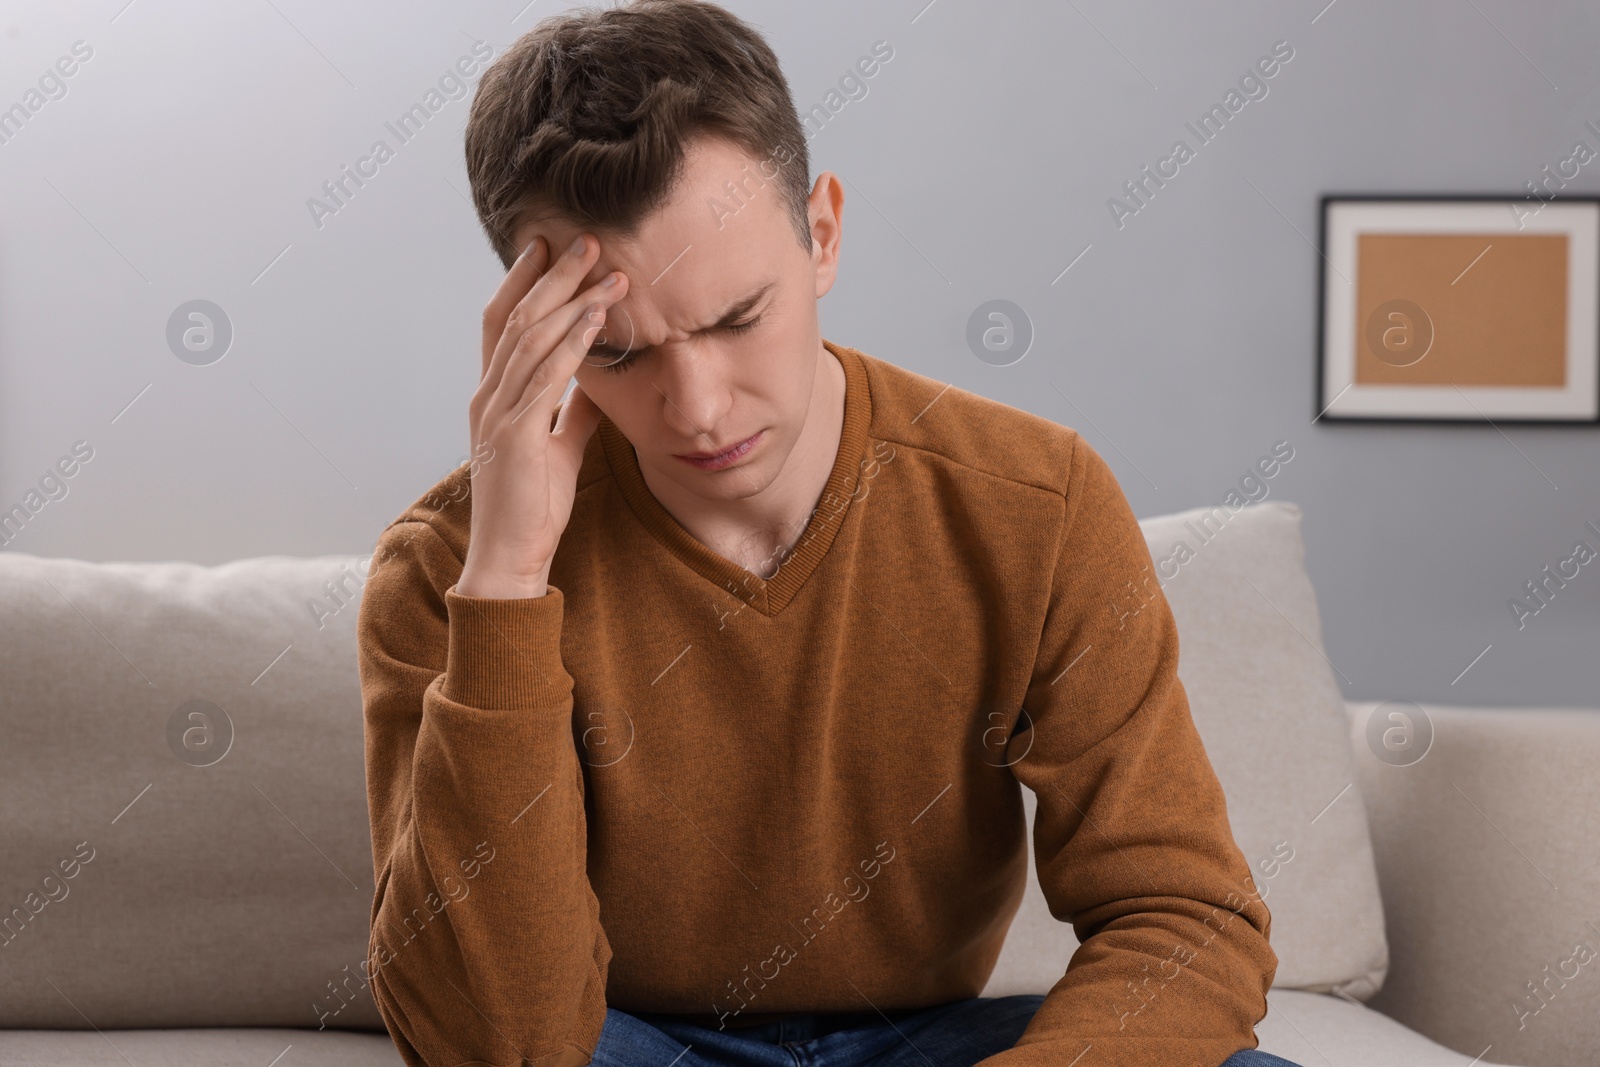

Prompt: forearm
xmin=975 ymin=893 xmax=1272 ymax=1067
xmin=360 ymin=524 xmax=610 ymax=1066
xmin=986 ymin=434 xmax=1276 ymax=1067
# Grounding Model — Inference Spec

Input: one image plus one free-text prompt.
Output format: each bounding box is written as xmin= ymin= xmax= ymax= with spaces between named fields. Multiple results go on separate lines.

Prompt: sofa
xmin=1 ymin=499 xmax=1594 ymax=1066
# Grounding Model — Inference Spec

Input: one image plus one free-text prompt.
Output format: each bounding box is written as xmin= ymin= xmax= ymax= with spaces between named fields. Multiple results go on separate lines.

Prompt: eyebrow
xmin=589 ymin=280 xmax=776 ymax=360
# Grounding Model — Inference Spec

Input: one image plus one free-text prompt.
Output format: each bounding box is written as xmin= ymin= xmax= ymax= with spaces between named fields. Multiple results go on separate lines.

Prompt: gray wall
xmin=2 ymin=0 xmax=1595 ymax=706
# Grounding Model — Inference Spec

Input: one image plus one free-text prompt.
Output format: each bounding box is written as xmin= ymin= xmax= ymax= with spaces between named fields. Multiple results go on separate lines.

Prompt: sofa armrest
xmin=1346 ymin=700 xmax=1600 ymax=1067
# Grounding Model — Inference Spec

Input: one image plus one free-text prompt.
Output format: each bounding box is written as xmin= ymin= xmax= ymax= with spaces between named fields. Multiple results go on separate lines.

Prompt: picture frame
xmin=1316 ymin=194 xmax=1600 ymax=425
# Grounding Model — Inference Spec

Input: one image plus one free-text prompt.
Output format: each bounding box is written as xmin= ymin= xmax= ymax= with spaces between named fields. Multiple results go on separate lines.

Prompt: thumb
xmin=549 ymin=380 xmax=604 ymax=473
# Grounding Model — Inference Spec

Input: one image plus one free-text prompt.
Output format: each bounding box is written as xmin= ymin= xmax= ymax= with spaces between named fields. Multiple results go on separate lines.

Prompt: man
xmin=356 ymin=2 xmax=1301 ymax=1065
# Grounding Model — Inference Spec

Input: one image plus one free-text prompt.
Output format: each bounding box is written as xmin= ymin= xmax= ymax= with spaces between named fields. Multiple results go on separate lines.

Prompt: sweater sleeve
xmin=974 ymin=436 xmax=1278 ymax=1067
xmin=356 ymin=518 xmax=611 ymax=1067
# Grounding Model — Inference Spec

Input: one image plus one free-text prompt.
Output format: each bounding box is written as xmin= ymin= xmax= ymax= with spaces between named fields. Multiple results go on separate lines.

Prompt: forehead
xmin=511 ymin=136 xmax=802 ymax=336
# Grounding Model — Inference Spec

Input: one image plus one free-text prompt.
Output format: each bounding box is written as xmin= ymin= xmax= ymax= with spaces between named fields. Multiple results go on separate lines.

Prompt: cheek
xmin=571 ymin=368 xmax=624 ymax=419
xmin=766 ymin=345 xmax=818 ymax=417
xmin=586 ymin=362 xmax=663 ymax=415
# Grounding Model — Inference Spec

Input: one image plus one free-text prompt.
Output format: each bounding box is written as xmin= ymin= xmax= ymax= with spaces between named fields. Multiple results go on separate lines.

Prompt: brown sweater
xmin=356 ymin=339 xmax=1277 ymax=1067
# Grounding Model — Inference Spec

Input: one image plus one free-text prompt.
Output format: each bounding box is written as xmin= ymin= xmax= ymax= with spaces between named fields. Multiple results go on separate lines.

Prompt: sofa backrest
xmin=0 ymin=499 xmax=1387 ymax=1029
xmin=985 ymin=500 xmax=1390 ymax=1001
xmin=0 ymin=552 xmax=386 ymax=1030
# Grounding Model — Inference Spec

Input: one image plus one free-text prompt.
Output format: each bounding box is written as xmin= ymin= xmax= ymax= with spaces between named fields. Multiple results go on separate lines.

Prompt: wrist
xmin=456 ymin=561 xmax=552 ymax=600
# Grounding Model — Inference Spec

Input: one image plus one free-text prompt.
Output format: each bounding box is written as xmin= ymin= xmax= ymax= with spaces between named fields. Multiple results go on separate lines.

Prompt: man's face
xmin=510 ymin=134 xmax=842 ymax=505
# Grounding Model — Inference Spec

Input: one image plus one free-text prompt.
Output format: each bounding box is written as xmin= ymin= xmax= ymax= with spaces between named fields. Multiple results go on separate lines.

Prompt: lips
xmin=674 ymin=430 xmax=762 ymax=470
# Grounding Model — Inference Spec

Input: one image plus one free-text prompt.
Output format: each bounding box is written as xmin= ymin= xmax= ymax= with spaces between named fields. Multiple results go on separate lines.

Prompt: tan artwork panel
xmin=1354 ymin=233 xmax=1567 ymax=386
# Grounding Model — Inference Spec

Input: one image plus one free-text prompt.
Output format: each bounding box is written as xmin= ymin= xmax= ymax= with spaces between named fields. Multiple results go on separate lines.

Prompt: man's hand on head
xmin=457 ymin=231 xmax=631 ymax=600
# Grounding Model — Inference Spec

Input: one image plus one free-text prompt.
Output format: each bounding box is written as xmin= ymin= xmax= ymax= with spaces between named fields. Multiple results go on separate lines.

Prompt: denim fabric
xmin=591 ymin=993 xmax=1303 ymax=1066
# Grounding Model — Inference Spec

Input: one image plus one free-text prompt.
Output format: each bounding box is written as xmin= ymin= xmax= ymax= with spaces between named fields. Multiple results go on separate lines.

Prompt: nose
xmin=653 ymin=342 xmax=735 ymax=448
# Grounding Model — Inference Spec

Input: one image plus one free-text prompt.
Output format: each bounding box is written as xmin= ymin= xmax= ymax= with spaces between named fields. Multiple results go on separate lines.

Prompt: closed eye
xmin=593 ymin=315 xmax=763 ymax=374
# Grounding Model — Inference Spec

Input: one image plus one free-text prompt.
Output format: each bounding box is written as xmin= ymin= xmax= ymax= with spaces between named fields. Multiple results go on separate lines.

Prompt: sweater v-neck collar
xmin=596 ymin=339 xmax=872 ymax=617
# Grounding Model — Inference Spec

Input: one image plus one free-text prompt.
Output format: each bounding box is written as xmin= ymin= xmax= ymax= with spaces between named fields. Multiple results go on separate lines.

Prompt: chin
xmin=705 ymin=458 xmax=776 ymax=496
xmin=686 ymin=448 xmax=778 ymax=497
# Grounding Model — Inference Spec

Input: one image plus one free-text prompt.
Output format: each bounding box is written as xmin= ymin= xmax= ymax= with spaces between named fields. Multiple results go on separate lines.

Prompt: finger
xmin=481 ymin=235 xmax=550 ymax=381
xmin=492 ymin=271 xmax=630 ymax=412
xmin=502 ymin=301 xmax=607 ymax=431
xmin=482 ymin=233 xmax=601 ymax=395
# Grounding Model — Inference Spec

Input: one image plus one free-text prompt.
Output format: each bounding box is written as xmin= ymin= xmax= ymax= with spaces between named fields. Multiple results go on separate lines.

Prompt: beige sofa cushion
xmin=985 ymin=501 xmax=1389 ymax=1000
xmin=0 ymin=991 xmax=1512 ymax=1067
xmin=1256 ymin=990 xmax=1515 ymax=1066
xmin=1350 ymin=700 xmax=1600 ymax=1067
xmin=0 ymin=1027 xmax=405 ymax=1066
xmin=0 ymin=552 xmax=384 ymax=1030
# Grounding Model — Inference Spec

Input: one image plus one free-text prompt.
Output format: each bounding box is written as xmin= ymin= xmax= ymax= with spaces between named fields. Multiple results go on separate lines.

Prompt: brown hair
xmin=464 ymin=0 xmax=813 ymax=270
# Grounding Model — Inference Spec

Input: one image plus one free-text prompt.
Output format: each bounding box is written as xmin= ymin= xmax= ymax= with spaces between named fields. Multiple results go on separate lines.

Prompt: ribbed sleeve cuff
xmin=441 ymin=584 xmax=574 ymax=711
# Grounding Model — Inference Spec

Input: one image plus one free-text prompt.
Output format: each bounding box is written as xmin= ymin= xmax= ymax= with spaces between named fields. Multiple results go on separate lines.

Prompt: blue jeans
xmin=592 ymin=993 xmax=1302 ymax=1066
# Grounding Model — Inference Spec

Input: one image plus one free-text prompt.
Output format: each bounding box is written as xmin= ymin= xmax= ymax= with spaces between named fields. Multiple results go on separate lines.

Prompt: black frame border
xmin=1314 ymin=193 xmax=1600 ymax=427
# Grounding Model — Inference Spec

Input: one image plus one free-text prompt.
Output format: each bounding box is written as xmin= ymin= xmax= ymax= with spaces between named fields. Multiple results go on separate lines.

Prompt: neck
xmin=636 ymin=341 xmax=848 ymax=579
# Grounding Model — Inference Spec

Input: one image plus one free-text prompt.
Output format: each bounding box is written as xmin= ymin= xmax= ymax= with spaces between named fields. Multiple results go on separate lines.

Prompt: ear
xmin=808 ymin=171 xmax=844 ymax=299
